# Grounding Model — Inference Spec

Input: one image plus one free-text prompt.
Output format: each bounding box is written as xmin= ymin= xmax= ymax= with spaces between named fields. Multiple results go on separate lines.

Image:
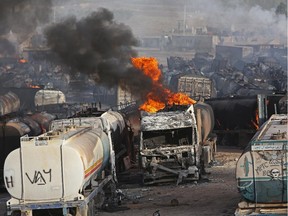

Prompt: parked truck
xmin=139 ymin=102 xmax=217 ymax=185
xmin=235 ymin=114 xmax=287 ymax=215
xmin=3 ymin=110 xmax=131 ymax=216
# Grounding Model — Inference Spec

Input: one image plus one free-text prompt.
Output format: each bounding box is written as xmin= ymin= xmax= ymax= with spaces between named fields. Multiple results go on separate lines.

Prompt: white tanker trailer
xmin=3 ymin=110 xmax=126 ymax=216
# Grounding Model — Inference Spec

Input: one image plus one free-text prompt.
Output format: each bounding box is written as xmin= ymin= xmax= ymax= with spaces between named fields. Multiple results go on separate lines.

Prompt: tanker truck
xmin=139 ymin=102 xmax=217 ymax=185
xmin=235 ymin=114 xmax=287 ymax=215
xmin=3 ymin=110 xmax=129 ymax=216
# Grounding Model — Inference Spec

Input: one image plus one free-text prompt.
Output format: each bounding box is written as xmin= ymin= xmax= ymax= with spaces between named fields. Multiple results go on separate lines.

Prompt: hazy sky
xmin=52 ymin=0 xmax=287 ymax=43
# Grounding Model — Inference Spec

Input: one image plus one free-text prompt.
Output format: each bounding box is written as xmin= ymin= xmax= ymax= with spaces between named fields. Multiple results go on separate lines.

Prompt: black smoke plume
xmin=0 ymin=38 xmax=16 ymax=56
xmin=0 ymin=0 xmax=52 ymax=55
xmin=45 ymin=8 xmax=153 ymax=100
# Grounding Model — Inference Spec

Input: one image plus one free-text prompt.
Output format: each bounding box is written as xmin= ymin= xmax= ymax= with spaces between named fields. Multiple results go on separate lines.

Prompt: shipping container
xmin=170 ymin=75 xmax=215 ymax=100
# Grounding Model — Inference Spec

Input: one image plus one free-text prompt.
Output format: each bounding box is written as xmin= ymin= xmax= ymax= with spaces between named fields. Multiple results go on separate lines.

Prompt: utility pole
xmin=183 ymin=3 xmax=186 ymax=36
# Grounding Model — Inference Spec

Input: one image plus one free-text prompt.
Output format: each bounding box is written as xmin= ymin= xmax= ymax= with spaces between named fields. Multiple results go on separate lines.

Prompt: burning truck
xmin=131 ymin=57 xmax=217 ymax=185
xmin=140 ymin=103 xmax=216 ymax=185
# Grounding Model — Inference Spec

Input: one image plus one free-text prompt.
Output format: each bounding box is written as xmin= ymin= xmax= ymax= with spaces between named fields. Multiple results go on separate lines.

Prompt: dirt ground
xmin=0 ymin=146 xmax=243 ymax=216
xmin=97 ymin=146 xmax=243 ymax=216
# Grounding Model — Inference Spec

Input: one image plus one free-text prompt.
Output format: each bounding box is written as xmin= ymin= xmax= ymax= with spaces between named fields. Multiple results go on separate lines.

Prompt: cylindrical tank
xmin=34 ymin=89 xmax=66 ymax=106
xmin=4 ymin=118 xmax=111 ymax=202
xmin=0 ymin=120 xmax=31 ymax=186
xmin=236 ymin=114 xmax=287 ymax=203
xmin=206 ymin=96 xmax=258 ymax=131
xmin=101 ymin=110 xmax=126 ymax=139
xmin=194 ymin=101 xmax=215 ymax=143
xmin=101 ymin=110 xmax=131 ymax=173
xmin=21 ymin=116 xmax=42 ymax=136
xmin=0 ymin=120 xmax=31 ymax=163
xmin=0 ymin=91 xmax=20 ymax=116
xmin=30 ymin=112 xmax=56 ymax=132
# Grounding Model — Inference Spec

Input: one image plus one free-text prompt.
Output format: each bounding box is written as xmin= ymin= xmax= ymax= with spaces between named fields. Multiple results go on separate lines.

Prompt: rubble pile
xmin=0 ymin=45 xmax=286 ymax=104
xmin=0 ymin=54 xmax=100 ymax=104
xmin=166 ymin=50 xmax=287 ymax=98
xmin=0 ymin=57 xmax=70 ymax=91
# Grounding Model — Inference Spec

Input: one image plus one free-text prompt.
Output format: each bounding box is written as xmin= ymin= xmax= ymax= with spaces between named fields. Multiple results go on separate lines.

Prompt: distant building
xmin=215 ymin=45 xmax=253 ymax=65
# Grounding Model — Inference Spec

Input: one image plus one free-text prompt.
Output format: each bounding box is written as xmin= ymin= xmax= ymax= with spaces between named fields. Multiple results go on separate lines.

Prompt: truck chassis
xmin=7 ymin=175 xmax=114 ymax=216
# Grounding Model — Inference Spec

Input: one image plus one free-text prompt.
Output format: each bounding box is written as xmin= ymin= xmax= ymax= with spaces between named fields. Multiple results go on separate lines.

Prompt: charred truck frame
xmin=139 ymin=103 xmax=216 ymax=185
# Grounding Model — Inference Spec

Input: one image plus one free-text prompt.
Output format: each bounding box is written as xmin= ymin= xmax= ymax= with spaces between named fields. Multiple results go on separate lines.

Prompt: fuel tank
xmin=101 ymin=110 xmax=126 ymax=142
xmin=34 ymin=89 xmax=66 ymax=106
xmin=0 ymin=91 xmax=20 ymax=116
xmin=29 ymin=112 xmax=56 ymax=132
xmin=21 ymin=116 xmax=42 ymax=136
xmin=4 ymin=117 xmax=111 ymax=202
xmin=194 ymin=101 xmax=215 ymax=143
xmin=0 ymin=120 xmax=31 ymax=182
xmin=236 ymin=114 xmax=287 ymax=203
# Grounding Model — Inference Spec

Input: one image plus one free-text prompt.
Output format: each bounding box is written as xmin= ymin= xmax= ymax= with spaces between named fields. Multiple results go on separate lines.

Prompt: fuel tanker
xmin=235 ymin=114 xmax=287 ymax=215
xmin=4 ymin=110 xmax=128 ymax=216
xmin=139 ymin=102 xmax=217 ymax=185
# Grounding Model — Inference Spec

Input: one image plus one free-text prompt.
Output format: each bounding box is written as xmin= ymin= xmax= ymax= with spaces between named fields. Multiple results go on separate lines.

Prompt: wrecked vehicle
xmin=139 ymin=102 xmax=217 ymax=185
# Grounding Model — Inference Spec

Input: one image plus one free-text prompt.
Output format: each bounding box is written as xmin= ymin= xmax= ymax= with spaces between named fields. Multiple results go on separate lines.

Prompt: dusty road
xmin=0 ymin=146 xmax=243 ymax=216
xmin=97 ymin=146 xmax=243 ymax=216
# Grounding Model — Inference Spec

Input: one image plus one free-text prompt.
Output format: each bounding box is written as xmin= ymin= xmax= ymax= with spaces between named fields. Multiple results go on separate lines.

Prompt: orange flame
xmin=252 ymin=108 xmax=259 ymax=130
xmin=19 ymin=58 xmax=28 ymax=64
xmin=27 ymin=84 xmax=41 ymax=89
xmin=131 ymin=57 xmax=196 ymax=113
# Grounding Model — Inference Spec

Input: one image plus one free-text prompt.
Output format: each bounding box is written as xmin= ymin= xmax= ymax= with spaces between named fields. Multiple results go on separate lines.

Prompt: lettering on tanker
xmin=25 ymin=169 xmax=52 ymax=185
xmin=269 ymin=159 xmax=281 ymax=166
xmin=5 ymin=176 xmax=13 ymax=188
xmin=255 ymin=162 xmax=269 ymax=175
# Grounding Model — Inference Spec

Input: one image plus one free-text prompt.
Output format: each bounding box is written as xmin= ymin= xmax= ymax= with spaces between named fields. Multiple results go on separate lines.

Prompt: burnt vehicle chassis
xmin=139 ymin=105 xmax=216 ymax=185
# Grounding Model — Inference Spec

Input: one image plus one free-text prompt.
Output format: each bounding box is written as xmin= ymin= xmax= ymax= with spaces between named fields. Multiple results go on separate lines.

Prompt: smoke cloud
xmin=45 ymin=8 xmax=153 ymax=99
xmin=52 ymin=1 xmax=286 ymax=43
xmin=0 ymin=0 xmax=52 ymax=55
xmin=186 ymin=0 xmax=287 ymax=43
xmin=0 ymin=38 xmax=16 ymax=56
